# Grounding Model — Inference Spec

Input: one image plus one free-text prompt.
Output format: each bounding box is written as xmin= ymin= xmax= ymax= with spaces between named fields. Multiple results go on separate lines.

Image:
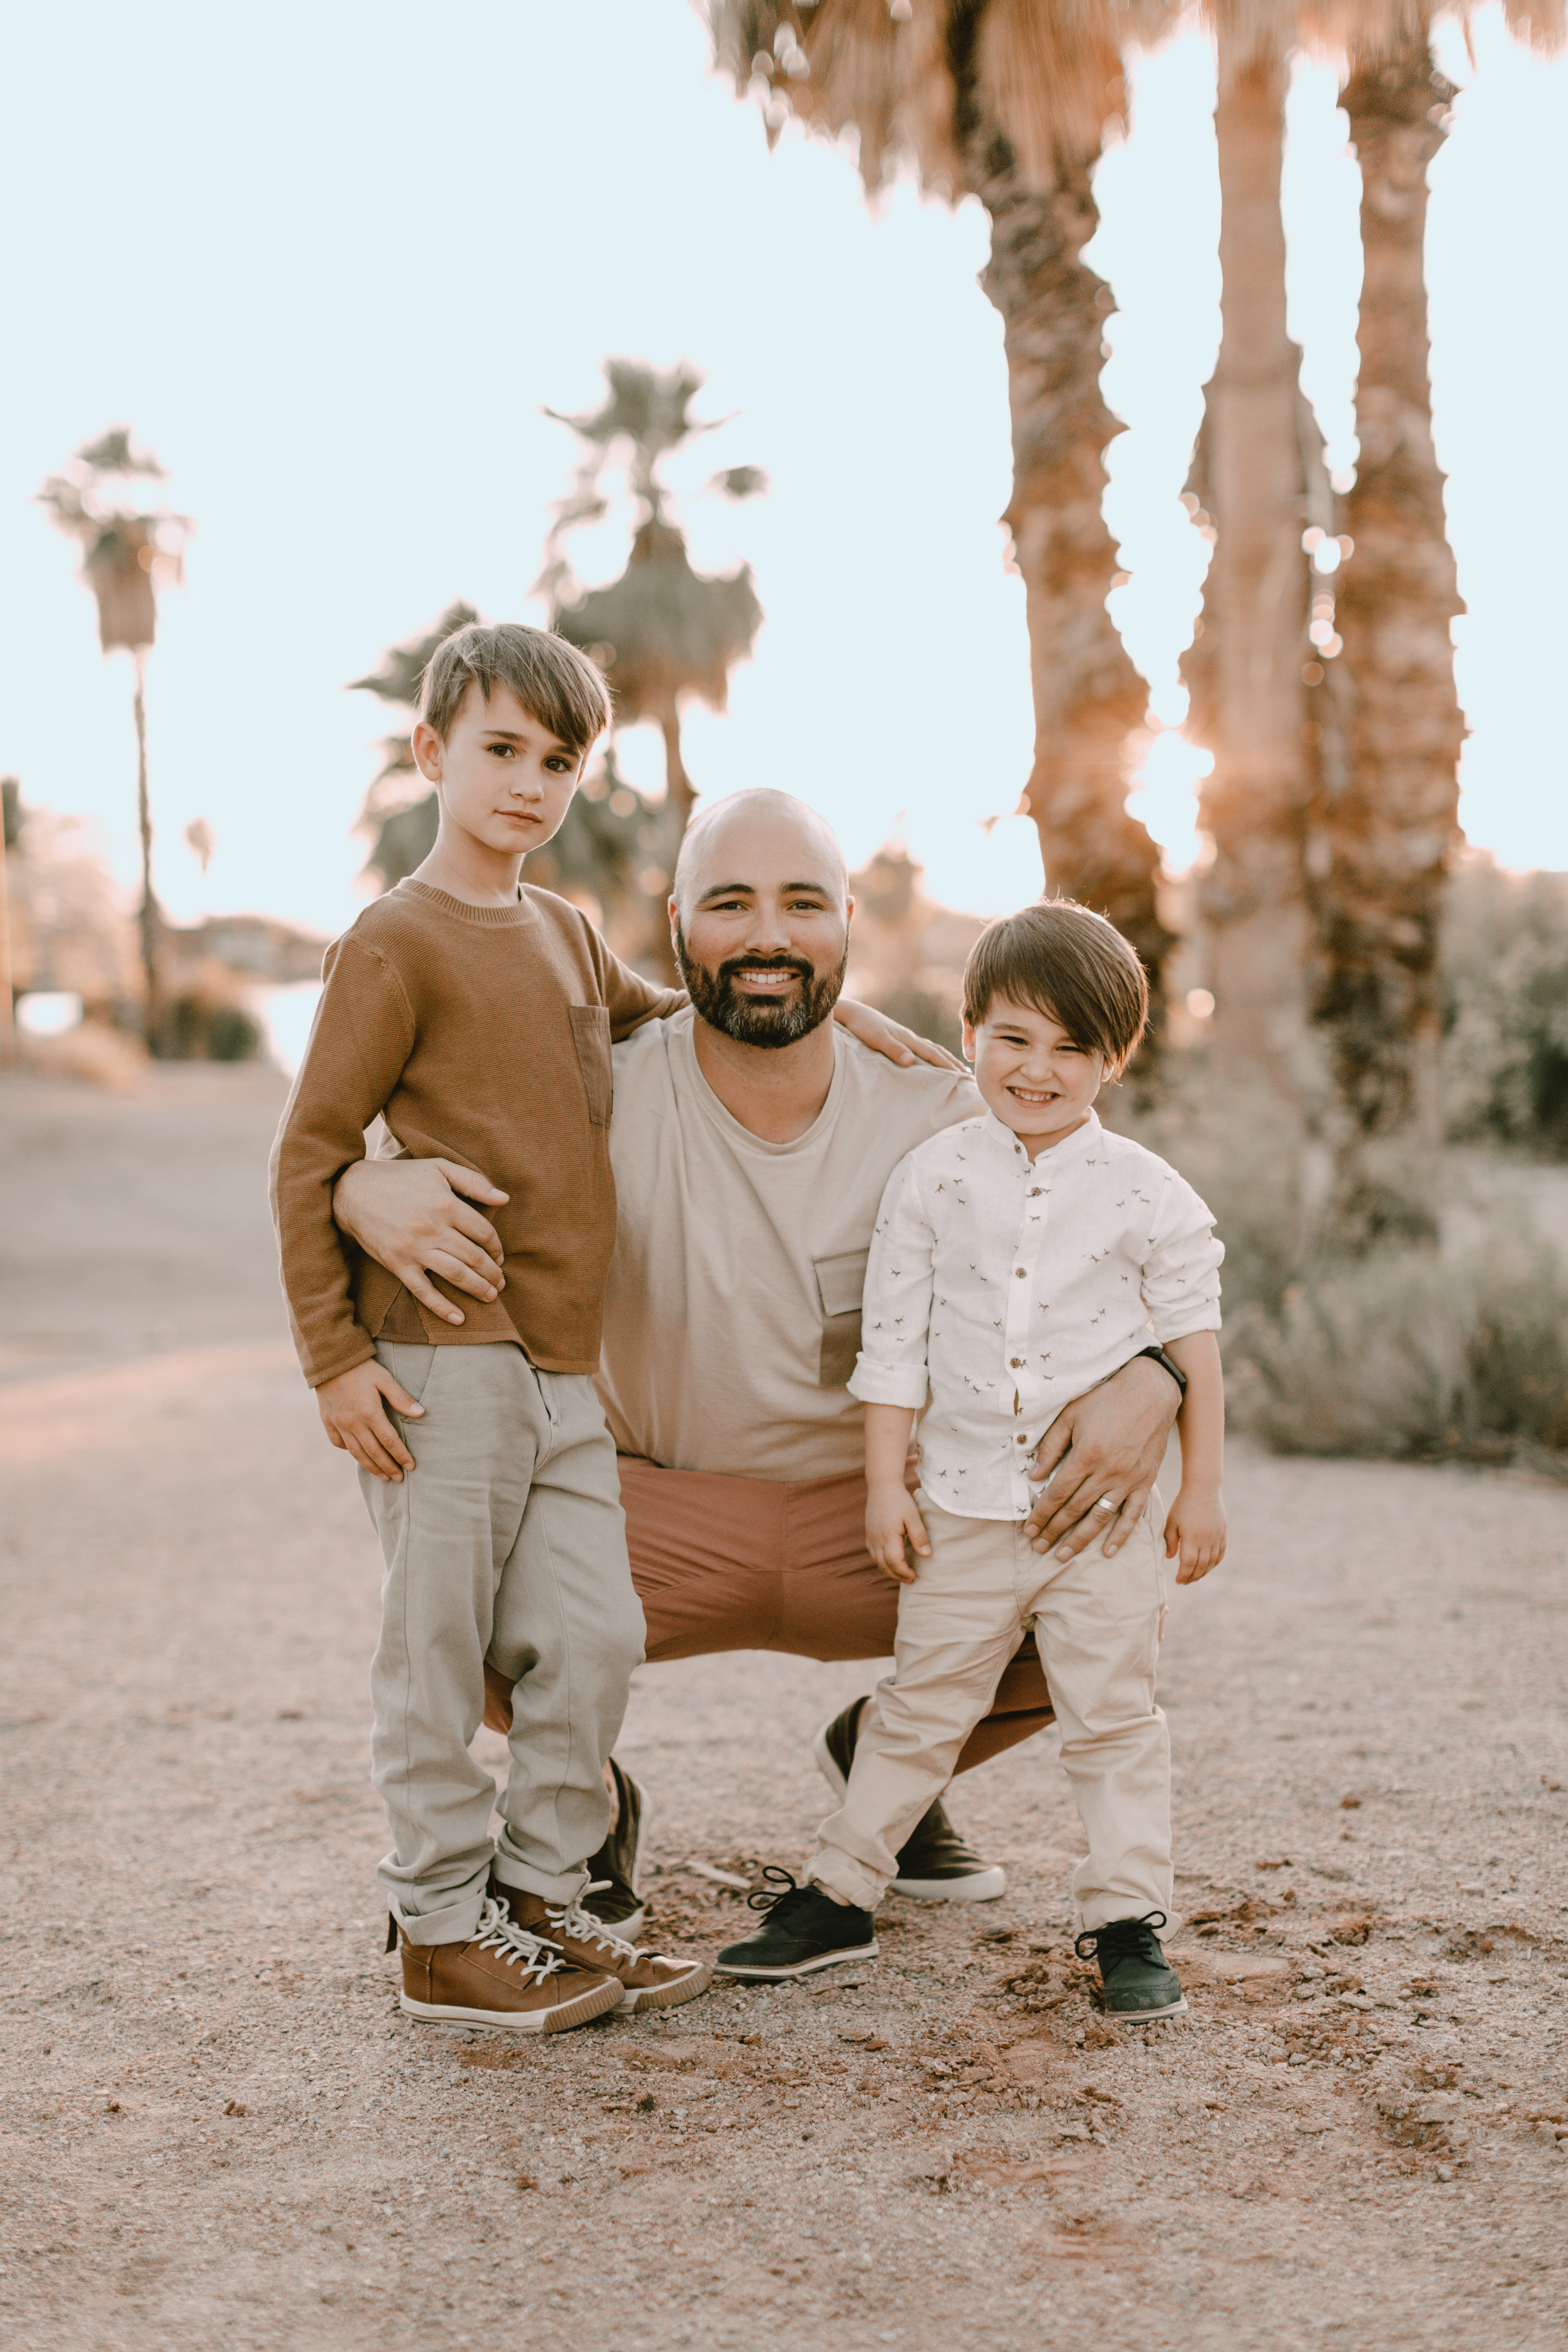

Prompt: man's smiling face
xmin=672 ymin=794 xmax=853 ymax=1049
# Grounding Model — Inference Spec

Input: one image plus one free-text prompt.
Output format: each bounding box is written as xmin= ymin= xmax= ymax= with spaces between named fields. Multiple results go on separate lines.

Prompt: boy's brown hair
xmin=962 ymin=898 xmax=1149 ymax=1076
xmin=419 ymin=622 xmax=612 ymax=756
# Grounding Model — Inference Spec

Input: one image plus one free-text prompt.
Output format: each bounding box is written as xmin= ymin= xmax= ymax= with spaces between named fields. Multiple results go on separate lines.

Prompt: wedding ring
xmin=1093 ymin=1496 xmax=1115 ymax=1511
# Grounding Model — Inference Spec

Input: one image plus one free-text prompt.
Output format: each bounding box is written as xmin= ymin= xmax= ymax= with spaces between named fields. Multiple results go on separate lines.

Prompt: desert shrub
xmin=1443 ymin=858 xmax=1568 ymax=1156
xmin=1226 ymin=1241 xmax=1568 ymax=1465
xmin=155 ymin=990 xmax=264 ymax=1062
xmin=1107 ymin=1075 xmax=1314 ymax=1320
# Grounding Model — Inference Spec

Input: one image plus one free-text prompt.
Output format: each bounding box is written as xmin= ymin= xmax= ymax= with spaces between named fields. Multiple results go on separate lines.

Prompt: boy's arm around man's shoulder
xmin=268 ymin=931 xmax=418 ymax=1390
xmin=579 ymin=916 xmax=686 ymax=1042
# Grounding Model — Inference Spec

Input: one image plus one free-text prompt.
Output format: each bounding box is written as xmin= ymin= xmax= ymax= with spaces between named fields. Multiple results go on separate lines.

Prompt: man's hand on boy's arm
xmin=333 ymin=1157 xmax=508 ymax=1324
xmin=834 ymin=999 xmax=962 ymax=1071
xmin=1025 ymin=1356 xmax=1180 ymax=1560
xmin=315 ymin=1358 xmax=425 ymax=1483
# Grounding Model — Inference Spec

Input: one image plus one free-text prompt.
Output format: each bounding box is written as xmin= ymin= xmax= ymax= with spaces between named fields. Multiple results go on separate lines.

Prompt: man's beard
xmin=674 ymin=930 xmax=847 ymax=1050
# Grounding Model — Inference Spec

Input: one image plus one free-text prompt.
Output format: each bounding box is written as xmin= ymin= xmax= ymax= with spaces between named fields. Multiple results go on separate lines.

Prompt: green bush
xmin=1443 ymin=858 xmax=1568 ymax=1156
xmin=155 ymin=991 xmax=264 ymax=1062
xmin=1225 ymin=1242 xmax=1568 ymax=1467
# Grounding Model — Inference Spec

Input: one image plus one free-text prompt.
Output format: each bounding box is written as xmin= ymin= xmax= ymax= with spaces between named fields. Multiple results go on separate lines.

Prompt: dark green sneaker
xmin=716 ymin=1870 xmax=878 ymax=1981
xmin=1075 ymin=1912 xmax=1187 ymax=2020
xmin=578 ymin=1757 xmax=646 ymax=1937
xmin=813 ymin=1700 xmax=1006 ymax=1902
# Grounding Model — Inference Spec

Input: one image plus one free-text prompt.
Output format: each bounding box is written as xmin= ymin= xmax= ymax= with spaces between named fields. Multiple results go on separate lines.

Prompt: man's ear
xmin=411 ymin=721 xmax=444 ymax=786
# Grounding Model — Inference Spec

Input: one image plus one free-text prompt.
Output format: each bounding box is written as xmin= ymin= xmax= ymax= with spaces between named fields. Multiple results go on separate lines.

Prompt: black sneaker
xmin=812 ymin=1700 xmax=1007 ymax=1903
xmin=1075 ymin=1912 xmax=1187 ymax=2020
xmin=578 ymin=1757 xmax=646 ymax=1938
xmin=716 ymin=1869 xmax=878 ymax=1981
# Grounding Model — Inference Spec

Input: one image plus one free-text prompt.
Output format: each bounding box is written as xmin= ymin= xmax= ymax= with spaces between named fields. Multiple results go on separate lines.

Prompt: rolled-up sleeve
xmin=847 ymin=1153 xmax=937 ymax=1409
xmin=1139 ymin=1170 xmax=1224 ymax=1342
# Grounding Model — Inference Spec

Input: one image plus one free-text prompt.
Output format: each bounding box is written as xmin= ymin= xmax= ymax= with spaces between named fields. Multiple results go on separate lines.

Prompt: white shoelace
xmin=472 ymin=1896 xmax=567 ymax=1986
xmin=546 ymin=1882 xmax=643 ymax=1963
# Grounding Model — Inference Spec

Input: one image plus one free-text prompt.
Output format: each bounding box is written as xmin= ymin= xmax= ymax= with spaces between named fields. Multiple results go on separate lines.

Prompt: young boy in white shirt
xmin=718 ymin=899 xmax=1225 ymax=2019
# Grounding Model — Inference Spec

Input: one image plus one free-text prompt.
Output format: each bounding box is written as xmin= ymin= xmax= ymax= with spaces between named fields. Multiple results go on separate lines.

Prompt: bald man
xmin=335 ymin=792 xmax=1181 ymax=1935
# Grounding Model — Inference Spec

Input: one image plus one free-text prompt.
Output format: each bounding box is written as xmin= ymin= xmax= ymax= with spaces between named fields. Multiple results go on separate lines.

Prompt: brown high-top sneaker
xmin=394 ymin=1896 xmax=621 ymax=2033
xmin=492 ymin=1879 xmax=712 ymax=2015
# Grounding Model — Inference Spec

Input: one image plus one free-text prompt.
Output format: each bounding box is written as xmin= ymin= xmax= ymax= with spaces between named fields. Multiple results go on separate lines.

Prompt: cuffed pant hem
xmin=1077 ymin=1902 xmax=1182 ymax=1940
xmin=491 ymin=1860 xmax=592 ymax=1906
xmin=806 ymin=1848 xmax=885 ymax=1913
xmin=385 ymin=1883 xmax=488 ymax=1948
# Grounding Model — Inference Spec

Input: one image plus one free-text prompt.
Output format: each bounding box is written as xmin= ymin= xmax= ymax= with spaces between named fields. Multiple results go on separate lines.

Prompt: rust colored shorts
xmin=483 ymin=1456 xmax=1055 ymax=1774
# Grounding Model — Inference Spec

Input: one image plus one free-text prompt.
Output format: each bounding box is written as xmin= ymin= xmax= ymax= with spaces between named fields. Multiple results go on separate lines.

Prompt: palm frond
xmin=554 ymin=519 xmax=762 ymax=723
xmin=348 ymin=602 xmax=479 ymax=707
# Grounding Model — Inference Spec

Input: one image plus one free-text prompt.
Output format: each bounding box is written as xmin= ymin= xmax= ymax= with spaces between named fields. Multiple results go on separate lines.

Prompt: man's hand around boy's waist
xmin=1024 ymin=1356 xmax=1180 ymax=1561
xmin=334 ymin=1156 xmax=509 ymax=1327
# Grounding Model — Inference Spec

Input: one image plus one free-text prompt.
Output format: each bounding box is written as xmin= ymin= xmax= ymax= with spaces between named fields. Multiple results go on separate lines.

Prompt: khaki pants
xmin=482 ymin=1456 xmax=1057 ymax=1768
xmin=808 ymin=1490 xmax=1173 ymax=1932
xmin=361 ymin=1343 xmax=644 ymax=1946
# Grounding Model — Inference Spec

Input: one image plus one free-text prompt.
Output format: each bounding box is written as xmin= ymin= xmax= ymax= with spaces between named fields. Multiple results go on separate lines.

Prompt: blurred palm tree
xmin=1313 ymin=5 xmax=1558 ymax=1207
xmin=37 ymin=429 xmax=190 ymax=1040
xmin=542 ymin=359 xmax=765 ymax=838
xmin=1177 ymin=11 xmax=1324 ymax=1089
xmin=350 ymin=599 xmax=479 ymax=889
xmin=709 ymin=0 xmax=1178 ymax=1034
xmin=1183 ymin=2 xmax=1558 ymax=1225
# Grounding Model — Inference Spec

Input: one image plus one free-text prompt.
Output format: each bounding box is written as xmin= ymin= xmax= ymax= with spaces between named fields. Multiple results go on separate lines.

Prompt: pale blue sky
xmin=1 ymin=2 xmax=1562 ymax=944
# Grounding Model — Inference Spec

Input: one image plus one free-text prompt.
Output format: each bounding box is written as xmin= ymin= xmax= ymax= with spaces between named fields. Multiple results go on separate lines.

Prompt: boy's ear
xmin=960 ymin=1016 xmax=976 ymax=1064
xmin=411 ymin=721 xmax=443 ymax=785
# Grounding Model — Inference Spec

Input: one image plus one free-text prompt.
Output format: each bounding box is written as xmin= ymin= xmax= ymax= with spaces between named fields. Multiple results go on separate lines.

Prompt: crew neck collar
xmin=676 ymin=1015 xmax=846 ymax=1156
xmin=401 ymin=877 xmax=532 ymax=928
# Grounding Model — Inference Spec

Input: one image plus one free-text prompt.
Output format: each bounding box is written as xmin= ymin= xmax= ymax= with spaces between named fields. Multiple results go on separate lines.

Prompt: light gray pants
xmin=360 ymin=1342 xmax=644 ymax=1947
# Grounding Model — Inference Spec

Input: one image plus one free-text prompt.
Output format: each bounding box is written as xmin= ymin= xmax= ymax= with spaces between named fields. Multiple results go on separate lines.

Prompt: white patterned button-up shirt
xmin=847 ymin=1110 xmax=1223 ymax=1521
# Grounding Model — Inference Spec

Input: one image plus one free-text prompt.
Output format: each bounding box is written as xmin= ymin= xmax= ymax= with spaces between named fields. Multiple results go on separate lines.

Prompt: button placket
xmin=1002 ymin=1162 xmax=1045 ymax=1513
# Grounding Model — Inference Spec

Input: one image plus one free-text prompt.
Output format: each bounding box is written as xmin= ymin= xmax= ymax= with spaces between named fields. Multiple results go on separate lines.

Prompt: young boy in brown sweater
xmin=269 ymin=621 xmax=712 ymax=2033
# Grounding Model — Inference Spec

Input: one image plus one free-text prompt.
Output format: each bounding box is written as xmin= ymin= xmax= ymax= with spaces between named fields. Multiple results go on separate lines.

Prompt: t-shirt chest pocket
xmin=814 ymin=1246 xmax=869 ymax=1389
xmin=568 ymin=1004 xmax=612 ymax=1127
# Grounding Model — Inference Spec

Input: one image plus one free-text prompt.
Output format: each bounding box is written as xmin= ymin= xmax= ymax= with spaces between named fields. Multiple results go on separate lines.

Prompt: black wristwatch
xmin=1136 ymin=1344 xmax=1188 ymax=1399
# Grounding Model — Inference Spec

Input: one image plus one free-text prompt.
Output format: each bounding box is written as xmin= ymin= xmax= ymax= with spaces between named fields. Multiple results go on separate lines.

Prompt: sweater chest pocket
xmin=814 ymin=1247 xmax=869 ymax=1389
xmin=569 ymin=1004 xmax=612 ymax=1128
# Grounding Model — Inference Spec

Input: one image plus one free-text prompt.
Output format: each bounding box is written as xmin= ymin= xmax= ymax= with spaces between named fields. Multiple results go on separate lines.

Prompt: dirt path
xmin=2 ymin=1069 xmax=1566 ymax=2352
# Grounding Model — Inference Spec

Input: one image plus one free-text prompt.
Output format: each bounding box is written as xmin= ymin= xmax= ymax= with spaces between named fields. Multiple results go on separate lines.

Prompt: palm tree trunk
xmin=980 ymin=142 xmax=1173 ymax=1021
xmin=133 ymin=650 xmax=162 ymax=1047
xmin=659 ymin=708 xmax=695 ymax=836
xmin=944 ymin=19 xmax=1171 ymax=1037
xmin=1184 ymin=40 xmax=1314 ymax=1084
xmin=1313 ymin=33 xmax=1463 ymax=1149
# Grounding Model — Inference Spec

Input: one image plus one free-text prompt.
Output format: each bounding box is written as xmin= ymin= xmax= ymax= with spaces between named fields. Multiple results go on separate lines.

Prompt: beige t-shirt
xmin=599 ymin=1008 xmax=979 ymax=1481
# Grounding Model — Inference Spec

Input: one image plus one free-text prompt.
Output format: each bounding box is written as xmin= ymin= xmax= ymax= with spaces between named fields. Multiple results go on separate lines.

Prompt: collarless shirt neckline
xmin=978 ymin=1104 xmax=1101 ymax=1171
xmin=676 ymin=1018 xmax=847 ymax=1158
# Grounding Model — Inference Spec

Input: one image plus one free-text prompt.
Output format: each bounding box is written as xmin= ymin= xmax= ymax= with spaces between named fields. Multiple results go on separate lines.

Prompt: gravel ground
xmin=2 ymin=1066 xmax=1566 ymax=2352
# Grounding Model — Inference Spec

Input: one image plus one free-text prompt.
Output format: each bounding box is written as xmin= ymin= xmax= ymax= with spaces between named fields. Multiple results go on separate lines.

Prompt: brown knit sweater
xmin=268 ymin=879 xmax=683 ymax=1388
